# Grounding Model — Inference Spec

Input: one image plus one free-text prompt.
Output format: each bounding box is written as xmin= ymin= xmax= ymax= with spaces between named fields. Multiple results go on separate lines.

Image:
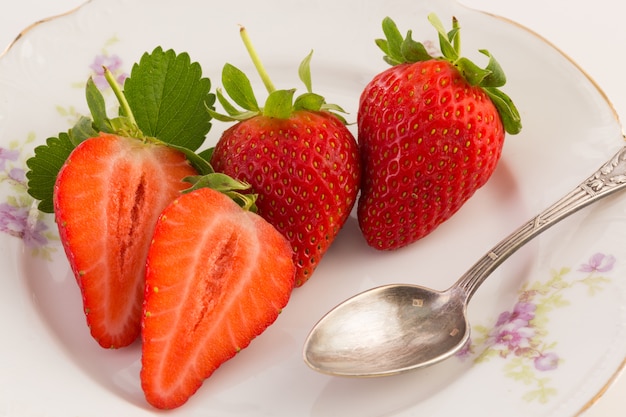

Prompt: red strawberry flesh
xmin=54 ymin=132 xmax=197 ymax=348
xmin=141 ymin=187 xmax=295 ymax=409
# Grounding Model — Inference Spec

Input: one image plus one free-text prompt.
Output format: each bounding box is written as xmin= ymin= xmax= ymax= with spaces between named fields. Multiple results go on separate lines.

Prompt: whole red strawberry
xmin=210 ymin=29 xmax=360 ymax=286
xmin=357 ymin=14 xmax=521 ymax=250
xmin=141 ymin=184 xmax=295 ymax=409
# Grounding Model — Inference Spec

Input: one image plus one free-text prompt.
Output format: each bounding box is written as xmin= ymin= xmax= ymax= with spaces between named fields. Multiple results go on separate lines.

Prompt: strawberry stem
xmin=239 ymin=26 xmax=276 ymax=94
xmin=103 ymin=66 xmax=138 ymax=128
xmin=452 ymin=17 xmax=460 ymax=55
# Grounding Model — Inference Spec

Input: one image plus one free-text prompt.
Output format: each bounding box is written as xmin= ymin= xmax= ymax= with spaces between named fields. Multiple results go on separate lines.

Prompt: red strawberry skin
xmin=210 ymin=110 xmax=360 ymax=286
xmin=54 ymin=132 xmax=197 ymax=348
xmin=141 ymin=187 xmax=295 ymax=409
xmin=357 ymin=60 xmax=505 ymax=250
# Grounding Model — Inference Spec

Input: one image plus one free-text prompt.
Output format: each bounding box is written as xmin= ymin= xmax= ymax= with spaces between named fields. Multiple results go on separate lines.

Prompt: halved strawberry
xmin=54 ymin=132 xmax=197 ymax=348
xmin=141 ymin=186 xmax=295 ymax=409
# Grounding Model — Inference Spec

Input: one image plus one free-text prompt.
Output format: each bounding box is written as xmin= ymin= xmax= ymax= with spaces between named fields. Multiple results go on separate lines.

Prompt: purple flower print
xmin=492 ymin=324 xmax=535 ymax=352
xmin=534 ymin=352 xmax=559 ymax=371
xmin=89 ymin=53 xmax=128 ymax=90
xmin=456 ymin=339 xmax=473 ymax=359
xmin=0 ymin=203 xmax=49 ymax=247
xmin=23 ymin=218 xmax=49 ymax=248
xmin=578 ymin=253 xmax=615 ymax=273
xmin=8 ymin=167 xmax=25 ymax=183
xmin=496 ymin=301 xmax=536 ymax=327
xmin=0 ymin=147 xmax=19 ymax=170
xmin=491 ymin=302 xmax=536 ymax=350
xmin=465 ymin=253 xmax=613 ymax=402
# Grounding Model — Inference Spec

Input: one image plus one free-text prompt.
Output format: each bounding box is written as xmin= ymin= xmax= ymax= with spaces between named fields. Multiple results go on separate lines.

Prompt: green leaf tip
xmin=25 ymin=133 xmax=76 ymax=213
xmin=376 ymin=13 xmax=522 ymax=135
xmin=184 ymin=172 xmax=258 ymax=212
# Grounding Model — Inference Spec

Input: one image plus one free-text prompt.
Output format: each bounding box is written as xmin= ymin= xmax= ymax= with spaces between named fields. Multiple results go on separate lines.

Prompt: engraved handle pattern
xmin=457 ymin=145 xmax=626 ymax=300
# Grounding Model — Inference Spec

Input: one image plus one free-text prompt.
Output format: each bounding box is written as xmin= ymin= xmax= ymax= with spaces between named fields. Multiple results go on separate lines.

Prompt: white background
xmin=0 ymin=1 xmax=624 ymax=416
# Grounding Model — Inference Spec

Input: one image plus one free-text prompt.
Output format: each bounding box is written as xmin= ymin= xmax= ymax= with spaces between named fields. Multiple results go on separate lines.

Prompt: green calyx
xmin=183 ymin=173 xmax=258 ymax=212
xmin=207 ymin=27 xmax=347 ymax=123
xmin=377 ymin=13 xmax=522 ymax=135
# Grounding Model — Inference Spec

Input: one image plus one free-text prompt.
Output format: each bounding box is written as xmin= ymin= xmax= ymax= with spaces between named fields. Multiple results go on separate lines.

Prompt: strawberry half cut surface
xmin=141 ymin=187 xmax=296 ymax=410
xmin=54 ymin=132 xmax=197 ymax=348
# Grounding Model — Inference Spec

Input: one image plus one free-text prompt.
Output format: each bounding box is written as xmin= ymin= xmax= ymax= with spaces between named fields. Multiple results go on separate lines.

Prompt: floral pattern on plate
xmin=459 ymin=253 xmax=615 ymax=403
xmin=0 ymin=39 xmax=128 ymax=259
xmin=0 ymin=133 xmax=56 ymax=259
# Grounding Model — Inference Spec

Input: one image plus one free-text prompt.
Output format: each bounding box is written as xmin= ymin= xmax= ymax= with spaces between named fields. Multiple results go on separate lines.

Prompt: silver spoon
xmin=303 ymin=144 xmax=626 ymax=377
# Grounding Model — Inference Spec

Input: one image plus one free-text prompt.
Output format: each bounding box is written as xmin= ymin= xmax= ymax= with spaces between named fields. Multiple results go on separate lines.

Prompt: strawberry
xmin=141 ymin=184 xmax=295 ymax=409
xmin=54 ymin=132 xmax=197 ymax=348
xmin=48 ymin=59 xmax=212 ymax=349
xmin=357 ymin=14 xmax=521 ymax=250
xmin=209 ymin=29 xmax=360 ymax=286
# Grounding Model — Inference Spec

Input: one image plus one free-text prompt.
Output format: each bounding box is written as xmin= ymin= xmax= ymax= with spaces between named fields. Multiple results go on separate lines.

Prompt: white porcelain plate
xmin=1 ymin=0 xmax=626 ymax=415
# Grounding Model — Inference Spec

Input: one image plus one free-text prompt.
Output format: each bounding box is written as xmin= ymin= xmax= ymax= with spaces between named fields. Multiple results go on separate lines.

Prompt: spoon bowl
xmin=304 ymin=144 xmax=626 ymax=377
xmin=304 ymin=284 xmax=468 ymax=376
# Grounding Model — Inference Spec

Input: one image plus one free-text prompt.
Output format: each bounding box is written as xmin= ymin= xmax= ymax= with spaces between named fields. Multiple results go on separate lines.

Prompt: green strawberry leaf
xmin=198 ymin=147 xmax=214 ymax=162
xmin=69 ymin=116 xmax=99 ymax=146
xmin=379 ymin=17 xmax=405 ymax=65
xmin=123 ymin=46 xmax=214 ymax=151
xmin=216 ymin=88 xmax=246 ymax=117
xmin=163 ymin=142 xmax=214 ymax=175
xmin=478 ymin=49 xmax=506 ymax=88
xmin=294 ymin=92 xmax=325 ymax=112
xmin=206 ymin=88 xmax=260 ymax=122
xmin=264 ymin=89 xmax=295 ymax=118
xmin=298 ymin=50 xmax=314 ymax=93
xmin=85 ymin=77 xmax=111 ymax=133
xmin=456 ymin=57 xmax=491 ymax=86
xmin=400 ymin=31 xmax=432 ymax=63
xmin=485 ymin=87 xmax=522 ymax=135
xmin=25 ymin=132 xmax=76 ymax=213
xmin=183 ymin=172 xmax=258 ymax=212
xmin=221 ymin=63 xmax=260 ymax=112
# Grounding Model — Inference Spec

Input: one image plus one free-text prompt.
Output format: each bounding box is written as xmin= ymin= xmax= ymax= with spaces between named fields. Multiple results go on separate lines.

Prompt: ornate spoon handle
xmin=457 ymin=144 xmax=626 ymax=300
